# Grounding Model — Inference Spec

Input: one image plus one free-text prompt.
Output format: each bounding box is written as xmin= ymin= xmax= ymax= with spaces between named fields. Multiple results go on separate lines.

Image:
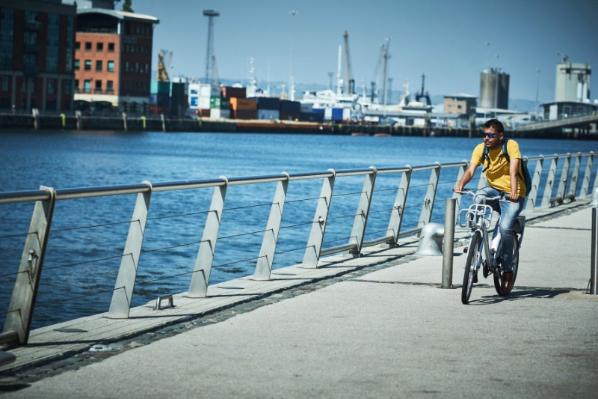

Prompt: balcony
xmin=75 ymin=88 xmax=116 ymax=95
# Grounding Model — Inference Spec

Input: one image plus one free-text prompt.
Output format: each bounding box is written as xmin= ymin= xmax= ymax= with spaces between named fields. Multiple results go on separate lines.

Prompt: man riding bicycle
xmin=454 ymin=119 xmax=526 ymax=292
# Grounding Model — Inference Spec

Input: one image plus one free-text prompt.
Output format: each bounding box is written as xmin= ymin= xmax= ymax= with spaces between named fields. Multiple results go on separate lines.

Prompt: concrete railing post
xmin=349 ymin=167 xmax=377 ymax=256
xmin=75 ymin=110 xmax=82 ymax=130
xmin=417 ymin=163 xmax=441 ymax=229
xmin=591 ymin=207 xmax=598 ymax=295
xmin=567 ymin=153 xmax=581 ymax=199
xmin=525 ymin=157 xmax=544 ymax=210
xmin=555 ymin=153 xmax=571 ymax=202
xmin=580 ymin=152 xmax=594 ymax=198
xmin=2 ymin=186 xmax=56 ymax=345
xmin=452 ymin=163 xmax=467 ymax=214
xmin=541 ymin=156 xmax=558 ymax=208
xmin=107 ymin=182 xmax=152 ymax=318
xmin=160 ymin=113 xmax=166 ymax=132
xmin=441 ymin=198 xmax=456 ymax=289
xmin=32 ymin=108 xmax=39 ymax=130
xmin=253 ymin=174 xmax=289 ymax=280
xmin=187 ymin=178 xmax=228 ymax=297
xmin=122 ymin=112 xmax=128 ymax=132
xmin=303 ymin=170 xmax=335 ymax=268
xmin=386 ymin=167 xmax=412 ymax=246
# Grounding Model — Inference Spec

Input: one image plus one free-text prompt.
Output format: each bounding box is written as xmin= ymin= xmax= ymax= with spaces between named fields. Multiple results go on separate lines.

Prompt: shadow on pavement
xmin=470 ymin=287 xmax=571 ymax=305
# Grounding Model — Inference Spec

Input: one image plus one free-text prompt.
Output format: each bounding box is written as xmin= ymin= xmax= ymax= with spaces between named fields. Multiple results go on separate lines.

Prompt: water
xmin=0 ymin=130 xmax=596 ymax=328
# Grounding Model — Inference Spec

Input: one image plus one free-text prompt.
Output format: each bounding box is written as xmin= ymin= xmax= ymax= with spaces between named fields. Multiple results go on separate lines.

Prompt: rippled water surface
xmin=0 ymin=130 xmax=595 ymax=328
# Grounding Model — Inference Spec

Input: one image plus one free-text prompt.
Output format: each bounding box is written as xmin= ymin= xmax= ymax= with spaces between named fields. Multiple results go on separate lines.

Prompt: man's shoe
xmin=501 ymin=271 xmax=514 ymax=293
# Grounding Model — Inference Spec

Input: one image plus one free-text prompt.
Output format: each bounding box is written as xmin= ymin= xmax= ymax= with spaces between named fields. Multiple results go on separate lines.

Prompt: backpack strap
xmin=482 ymin=139 xmax=508 ymax=172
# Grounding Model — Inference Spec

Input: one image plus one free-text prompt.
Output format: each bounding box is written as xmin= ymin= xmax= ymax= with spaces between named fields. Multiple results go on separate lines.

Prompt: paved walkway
xmin=3 ymin=206 xmax=598 ymax=398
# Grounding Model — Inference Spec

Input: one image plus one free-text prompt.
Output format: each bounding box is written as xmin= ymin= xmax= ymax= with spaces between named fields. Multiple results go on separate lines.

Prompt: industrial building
xmin=555 ymin=57 xmax=591 ymax=102
xmin=479 ymin=68 xmax=509 ymax=110
xmin=74 ymin=0 xmax=158 ymax=113
xmin=0 ymin=0 xmax=76 ymax=112
xmin=443 ymin=93 xmax=477 ymax=116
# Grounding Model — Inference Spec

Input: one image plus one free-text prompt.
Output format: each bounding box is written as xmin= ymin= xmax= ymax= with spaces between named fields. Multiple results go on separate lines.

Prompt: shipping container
xmin=257 ymin=109 xmax=280 ymax=120
xmin=221 ymin=86 xmax=246 ymax=99
xmin=199 ymin=108 xmax=211 ymax=118
xmin=331 ymin=108 xmax=344 ymax=122
xmin=219 ymin=109 xmax=231 ymax=119
xmin=157 ymin=81 xmax=170 ymax=96
xmin=210 ymin=97 xmax=221 ymax=109
xmin=198 ymin=97 xmax=210 ymax=110
xmin=280 ymin=100 xmax=301 ymax=113
xmin=233 ymin=109 xmax=257 ymax=119
xmin=324 ymin=107 xmax=332 ymax=120
xmin=189 ymin=96 xmax=199 ymax=108
xmin=342 ymin=108 xmax=351 ymax=121
xmin=300 ymin=102 xmax=313 ymax=113
xmin=220 ymin=99 xmax=230 ymax=110
xmin=299 ymin=111 xmax=324 ymax=123
xmin=254 ymin=97 xmax=280 ymax=110
xmin=279 ymin=111 xmax=300 ymax=121
xmin=230 ymin=97 xmax=257 ymax=110
xmin=210 ymin=108 xmax=221 ymax=119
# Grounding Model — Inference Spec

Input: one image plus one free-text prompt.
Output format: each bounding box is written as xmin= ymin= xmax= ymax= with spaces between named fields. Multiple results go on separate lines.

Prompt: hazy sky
xmin=113 ymin=0 xmax=597 ymax=102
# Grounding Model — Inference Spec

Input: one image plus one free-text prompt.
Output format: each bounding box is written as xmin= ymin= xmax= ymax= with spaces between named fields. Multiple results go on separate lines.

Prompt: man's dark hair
xmin=483 ymin=118 xmax=504 ymax=133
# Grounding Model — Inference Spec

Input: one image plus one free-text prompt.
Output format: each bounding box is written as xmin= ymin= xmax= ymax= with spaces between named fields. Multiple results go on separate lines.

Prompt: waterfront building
xmin=0 ymin=0 xmax=76 ymax=112
xmin=443 ymin=93 xmax=477 ymax=116
xmin=74 ymin=0 xmax=158 ymax=113
xmin=479 ymin=68 xmax=509 ymax=110
xmin=555 ymin=57 xmax=591 ymax=103
xmin=542 ymin=101 xmax=598 ymax=120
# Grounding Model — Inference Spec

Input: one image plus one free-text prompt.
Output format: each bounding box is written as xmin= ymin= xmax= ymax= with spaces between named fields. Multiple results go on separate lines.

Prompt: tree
xmin=122 ymin=0 xmax=133 ymax=12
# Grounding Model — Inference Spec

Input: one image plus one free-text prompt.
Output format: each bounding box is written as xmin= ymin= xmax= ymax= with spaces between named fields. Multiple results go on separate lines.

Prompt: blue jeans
xmin=475 ymin=186 xmax=524 ymax=272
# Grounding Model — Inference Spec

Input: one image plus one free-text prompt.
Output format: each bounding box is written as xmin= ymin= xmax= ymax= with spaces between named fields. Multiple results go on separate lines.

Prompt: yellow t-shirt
xmin=470 ymin=139 xmax=526 ymax=197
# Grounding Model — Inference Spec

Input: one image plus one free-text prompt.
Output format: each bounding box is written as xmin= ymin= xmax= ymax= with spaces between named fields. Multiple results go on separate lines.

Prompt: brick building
xmin=74 ymin=2 xmax=158 ymax=113
xmin=0 ymin=0 xmax=76 ymax=112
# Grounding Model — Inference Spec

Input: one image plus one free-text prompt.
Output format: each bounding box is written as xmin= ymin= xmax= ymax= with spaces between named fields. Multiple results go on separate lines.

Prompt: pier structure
xmin=0 ymin=152 xmax=597 ymax=394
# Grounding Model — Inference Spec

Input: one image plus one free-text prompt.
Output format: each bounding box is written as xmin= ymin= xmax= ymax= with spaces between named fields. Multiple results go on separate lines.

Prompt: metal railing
xmin=0 ymin=152 xmax=595 ymax=345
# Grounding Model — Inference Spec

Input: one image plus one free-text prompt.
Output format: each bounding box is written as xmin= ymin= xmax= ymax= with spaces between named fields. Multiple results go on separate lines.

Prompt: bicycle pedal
xmin=463 ymin=247 xmax=468 ymax=253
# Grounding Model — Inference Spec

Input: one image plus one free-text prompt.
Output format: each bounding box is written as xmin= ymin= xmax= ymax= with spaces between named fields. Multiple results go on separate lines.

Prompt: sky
xmin=87 ymin=0 xmax=598 ymax=102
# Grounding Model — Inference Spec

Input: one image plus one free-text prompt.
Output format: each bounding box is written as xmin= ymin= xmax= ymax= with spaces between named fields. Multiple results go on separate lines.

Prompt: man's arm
xmin=509 ymin=157 xmax=520 ymax=201
xmin=454 ymin=163 xmax=478 ymax=192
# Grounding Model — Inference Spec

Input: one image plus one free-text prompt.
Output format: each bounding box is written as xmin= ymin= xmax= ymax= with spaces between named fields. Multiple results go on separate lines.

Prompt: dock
xmin=1 ymin=200 xmax=597 ymax=397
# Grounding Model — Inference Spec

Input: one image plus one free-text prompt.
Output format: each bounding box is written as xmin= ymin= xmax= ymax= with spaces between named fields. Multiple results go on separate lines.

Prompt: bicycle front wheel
xmin=493 ymin=235 xmax=520 ymax=296
xmin=461 ymin=231 xmax=482 ymax=304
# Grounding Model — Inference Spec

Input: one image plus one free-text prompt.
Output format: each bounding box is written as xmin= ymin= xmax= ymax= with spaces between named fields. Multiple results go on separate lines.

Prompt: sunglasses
xmin=482 ymin=133 xmax=498 ymax=139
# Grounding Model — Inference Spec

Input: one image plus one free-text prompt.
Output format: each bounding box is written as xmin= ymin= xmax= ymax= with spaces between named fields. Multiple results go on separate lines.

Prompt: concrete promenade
xmin=2 ymin=205 xmax=598 ymax=398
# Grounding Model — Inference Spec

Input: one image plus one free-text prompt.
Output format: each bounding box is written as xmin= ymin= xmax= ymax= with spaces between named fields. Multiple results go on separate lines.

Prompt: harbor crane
xmin=157 ymin=49 xmax=172 ymax=82
xmin=342 ymin=31 xmax=355 ymax=95
xmin=415 ymin=74 xmax=431 ymax=105
xmin=370 ymin=38 xmax=391 ymax=104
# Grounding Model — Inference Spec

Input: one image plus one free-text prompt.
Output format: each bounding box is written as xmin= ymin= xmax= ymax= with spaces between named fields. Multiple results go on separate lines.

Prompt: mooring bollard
xmin=591 ymin=207 xmax=598 ymax=295
xmin=441 ymin=198 xmax=456 ymax=288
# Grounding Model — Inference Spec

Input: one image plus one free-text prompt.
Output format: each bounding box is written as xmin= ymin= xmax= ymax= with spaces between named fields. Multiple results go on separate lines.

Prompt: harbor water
xmin=0 ymin=130 xmax=595 ymax=328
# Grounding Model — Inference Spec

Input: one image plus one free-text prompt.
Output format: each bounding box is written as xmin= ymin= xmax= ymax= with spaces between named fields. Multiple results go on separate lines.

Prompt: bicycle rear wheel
xmin=461 ymin=231 xmax=482 ymax=304
xmin=493 ymin=235 xmax=520 ymax=296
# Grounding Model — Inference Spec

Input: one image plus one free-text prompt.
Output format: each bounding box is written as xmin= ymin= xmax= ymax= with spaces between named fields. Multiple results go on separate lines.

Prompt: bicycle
xmin=457 ymin=189 xmax=526 ymax=304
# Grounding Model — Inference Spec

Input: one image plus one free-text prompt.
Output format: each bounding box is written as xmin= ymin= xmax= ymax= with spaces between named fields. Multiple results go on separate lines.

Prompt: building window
xmin=1 ymin=76 xmax=9 ymax=91
xmin=107 ymin=80 xmax=113 ymax=93
xmin=0 ymin=8 xmax=14 ymax=69
xmin=96 ymin=42 xmax=103 ymax=51
xmin=75 ymin=41 xmax=80 ymax=50
xmin=47 ymin=80 xmax=55 ymax=95
xmin=74 ymin=59 xmax=80 ymax=70
xmin=107 ymin=60 xmax=115 ymax=72
xmin=108 ymin=42 xmax=115 ymax=52
xmin=84 ymin=60 xmax=91 ymax=70
xmin=65 ymin=16 xmax=74 ymax=72
xmin=95 ymin=80 xmax=102 ymax=91
xmin=95 ymin=60 xmax=102 ymax=71
xmin=74 ymin=79 xmax=79 ymax=90
xmin=83 ymin=79 xmax=91 ymax=93
xmin=85 ymin=42 xmax=92 ymax=50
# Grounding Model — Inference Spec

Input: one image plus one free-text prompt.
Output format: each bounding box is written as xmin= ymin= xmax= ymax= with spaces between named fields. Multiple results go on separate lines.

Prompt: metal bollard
xmin=591 ymin=207 xmax=598 ymax=295
xmin=442 ymin=198 xmax=456 ymax=288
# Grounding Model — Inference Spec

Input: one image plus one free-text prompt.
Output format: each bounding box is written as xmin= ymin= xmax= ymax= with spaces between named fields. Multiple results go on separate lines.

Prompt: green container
xmin=210 ymin=97 xmax=221 ymax=109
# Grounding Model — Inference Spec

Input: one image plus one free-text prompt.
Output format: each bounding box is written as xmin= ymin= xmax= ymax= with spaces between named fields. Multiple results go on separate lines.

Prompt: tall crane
xmin=203 ymin=9 xmax=220 ymax=94
xmin=157 ymin=49 xmax=172 ymax=82
xmin=370 ymin=38 xmax=391 ymax=104
xmin=342 ymin=31 xmax=354 ymax=95
xmin=415 ymin=74 xmax=431 ymax=105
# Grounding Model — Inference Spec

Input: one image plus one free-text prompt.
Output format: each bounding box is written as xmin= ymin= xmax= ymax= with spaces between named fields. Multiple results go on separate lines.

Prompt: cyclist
xmin=454 ymin=118 xmax=526 ymax=291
